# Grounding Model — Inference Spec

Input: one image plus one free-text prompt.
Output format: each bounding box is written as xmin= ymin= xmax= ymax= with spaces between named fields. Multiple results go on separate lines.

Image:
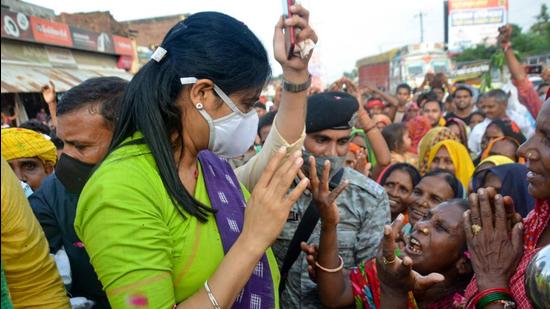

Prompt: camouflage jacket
xmin=272 ymin=167 xmax=390 ymax=309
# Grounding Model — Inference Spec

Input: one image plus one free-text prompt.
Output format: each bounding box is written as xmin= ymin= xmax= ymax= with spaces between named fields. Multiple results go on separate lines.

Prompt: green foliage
xmin=454 ymin=45 xmax=496 ymax=62
xmin=531 ymin=3 xmax=549 ymax=35
xmin=479 ymin=49 xmax=522 ymax=92
xmin=343 ymin=68 xmax=358 ymax=80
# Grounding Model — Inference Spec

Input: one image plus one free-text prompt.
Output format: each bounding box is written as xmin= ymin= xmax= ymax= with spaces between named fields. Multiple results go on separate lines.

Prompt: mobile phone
xmin=282 ymin=0 xmax=296 ymax=59
xmin=525 ymin=64 xmax=542 ymax=75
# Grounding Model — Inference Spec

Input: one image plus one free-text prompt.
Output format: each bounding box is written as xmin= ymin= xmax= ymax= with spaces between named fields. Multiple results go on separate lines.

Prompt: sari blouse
xmin=74 ymin=133 xmax=280 ymax=308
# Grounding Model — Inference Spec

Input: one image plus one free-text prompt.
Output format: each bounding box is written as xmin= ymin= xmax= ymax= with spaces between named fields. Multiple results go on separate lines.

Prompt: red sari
xmin=350 ymin=259 xmax=465 ymax=308
xmin=464 ymin=199 xmax=550 ymax=308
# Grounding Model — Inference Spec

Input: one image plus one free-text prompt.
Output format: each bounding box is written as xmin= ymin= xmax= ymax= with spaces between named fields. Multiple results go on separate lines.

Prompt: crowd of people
xmin=1 ymin=4 xmax=549 ymax=309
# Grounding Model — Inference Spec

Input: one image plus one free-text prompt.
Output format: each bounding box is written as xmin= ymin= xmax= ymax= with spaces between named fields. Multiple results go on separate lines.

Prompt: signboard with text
xmin=448 ymin=0 xmax=508 ymax=52
xmin=30 ymin=16 xmax=72 ymax=47
xmin=70 ymin=26 xmax=115 ymax=54
xmin=1 ymin=8 xmax=134 ymax=57
xmin=112 ymin=35 xmax=134 ymax=56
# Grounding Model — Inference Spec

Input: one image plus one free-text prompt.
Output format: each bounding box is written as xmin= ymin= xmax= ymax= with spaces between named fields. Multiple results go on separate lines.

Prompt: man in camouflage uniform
xmin=272 ymin=92 xmax=390 ymax=308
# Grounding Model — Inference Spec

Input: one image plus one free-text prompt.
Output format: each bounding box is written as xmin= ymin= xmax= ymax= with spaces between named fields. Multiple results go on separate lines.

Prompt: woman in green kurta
xmin=75 ymin=7 xmax=318 ymax=309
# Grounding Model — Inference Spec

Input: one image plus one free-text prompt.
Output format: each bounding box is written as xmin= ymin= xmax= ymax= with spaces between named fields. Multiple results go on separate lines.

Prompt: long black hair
xmin=109 ymin=12 xmax=272 ymax=221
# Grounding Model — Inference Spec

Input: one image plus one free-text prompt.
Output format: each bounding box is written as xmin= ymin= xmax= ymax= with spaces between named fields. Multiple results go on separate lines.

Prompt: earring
xmin=195 ymin=102 xmax=204 ymax=110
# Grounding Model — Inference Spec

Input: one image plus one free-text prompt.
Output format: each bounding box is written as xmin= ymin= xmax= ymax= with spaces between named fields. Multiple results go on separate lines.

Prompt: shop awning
xmin=1 ymin=62 xmax=133 ymax=93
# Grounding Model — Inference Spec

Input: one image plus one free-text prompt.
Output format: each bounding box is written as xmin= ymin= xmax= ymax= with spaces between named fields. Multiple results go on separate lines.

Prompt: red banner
xmin=30 ymin=16 xmax=72 ymax=47
xmin=113 ymin=35 xmax=134 ymax=56
xmin=117 ymin=55 xmax=133 ymax=70
xmin=2 ymin=9 xmax=134 ymax=56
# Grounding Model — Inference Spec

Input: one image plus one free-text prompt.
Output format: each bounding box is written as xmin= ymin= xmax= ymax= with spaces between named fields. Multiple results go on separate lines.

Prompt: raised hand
xmin=377 ymin=216 xmax=445 ymax=296
xmin=41 ymin=81 xmax=56 ymax=104
xmin=307 ymin=156 xmax=348 ymax=227
xmin=242 ymin=148 xmax=309 ymax=251
xmin=463 ymin=188 xmax=523 ymax=290
xmin=353 ymin=150 xmax=371 ymax=178
xmin=274 ymin=4 xmax=317 ymax=77
xmin=434 ymin=72 xmax=448 ymax=85
xmin=497 ymin=24 xmax=512 ymax=48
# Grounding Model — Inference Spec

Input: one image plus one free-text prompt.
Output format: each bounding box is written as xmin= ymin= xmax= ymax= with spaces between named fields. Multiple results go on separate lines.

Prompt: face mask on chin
xmin=300 ymin=148 xmax=345 ymax=182
xmin=55 ymin=153 xmax=96 ymax=193
xmin=180 ymin=77 xmax=259 ymax=159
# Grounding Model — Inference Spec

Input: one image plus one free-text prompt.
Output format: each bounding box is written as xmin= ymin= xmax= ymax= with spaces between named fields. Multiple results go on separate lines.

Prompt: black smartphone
xmin=282 ymin=0 xmax=296 ymax=59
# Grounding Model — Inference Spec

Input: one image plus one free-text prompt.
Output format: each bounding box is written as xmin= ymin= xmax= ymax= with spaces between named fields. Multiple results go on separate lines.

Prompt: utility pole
xmin=414 ymin=12 xmax=425 ymax=43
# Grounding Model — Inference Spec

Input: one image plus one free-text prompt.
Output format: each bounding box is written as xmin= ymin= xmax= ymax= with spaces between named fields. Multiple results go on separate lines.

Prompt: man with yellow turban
xmin=1 ymin=128 xmax=57 ymax=191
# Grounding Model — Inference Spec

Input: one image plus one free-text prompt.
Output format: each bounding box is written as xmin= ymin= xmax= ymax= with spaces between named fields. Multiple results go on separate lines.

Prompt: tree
xmin=343 ymin=68 xmax=358 ymax=80
xmin=531 ymin=3 xmax=549 ymax=35
xmin=454 ymin=3 xmax=550 ymax=63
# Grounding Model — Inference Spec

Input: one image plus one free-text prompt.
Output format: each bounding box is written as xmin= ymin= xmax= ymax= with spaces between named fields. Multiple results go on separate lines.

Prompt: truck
xmin=356 ymin=43 xmax=452 ymax=92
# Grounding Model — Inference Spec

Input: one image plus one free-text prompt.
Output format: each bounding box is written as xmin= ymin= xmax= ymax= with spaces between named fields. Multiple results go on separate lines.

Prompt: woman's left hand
xmin=307 ymin=156 xmax=348 ymax=227
xmin=274 ymin=4 xmax=318 ymax=79
xmin=463 ymin=188 xmax=524 ymax=290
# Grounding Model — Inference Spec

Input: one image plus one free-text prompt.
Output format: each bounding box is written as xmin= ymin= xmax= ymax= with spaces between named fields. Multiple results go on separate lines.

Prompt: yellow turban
xmin=1 ymin=128 xmax=57 ymax=166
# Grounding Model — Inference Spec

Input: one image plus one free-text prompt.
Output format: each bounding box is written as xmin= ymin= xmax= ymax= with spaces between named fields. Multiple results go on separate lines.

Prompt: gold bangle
xmin=315 ymin=255 xmax=344 ymax=273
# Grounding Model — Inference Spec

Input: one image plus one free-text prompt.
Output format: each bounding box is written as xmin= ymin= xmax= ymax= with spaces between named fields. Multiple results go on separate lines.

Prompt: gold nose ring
xmin=420 ymin=228 xmax=429 ymax=235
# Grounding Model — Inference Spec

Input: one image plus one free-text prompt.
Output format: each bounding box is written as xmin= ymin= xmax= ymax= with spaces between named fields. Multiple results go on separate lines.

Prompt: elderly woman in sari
xmin=427 ymin=140 xmax=475 ymax=190
xmin=300 ymin=161 xmax=472 ymax=308
xmin=416 ymin=127 xmax=460 ymax=175
xmin=463 ymin=100 xmax=550 ymax=308
xmin=472 ymin=163 xmax=534 ymax=217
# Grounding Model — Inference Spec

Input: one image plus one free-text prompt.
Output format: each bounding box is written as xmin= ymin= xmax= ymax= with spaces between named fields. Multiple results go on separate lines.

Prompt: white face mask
xmin=180 ymin=77 xmax=259 ymax=158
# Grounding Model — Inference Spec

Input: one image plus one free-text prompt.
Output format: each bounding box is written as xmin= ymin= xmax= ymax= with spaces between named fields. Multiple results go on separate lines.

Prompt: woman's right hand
xmin=241 ymin=147 xmax=309 ymax=252
xmin=274 ymin=4 xmax=317 ymax=81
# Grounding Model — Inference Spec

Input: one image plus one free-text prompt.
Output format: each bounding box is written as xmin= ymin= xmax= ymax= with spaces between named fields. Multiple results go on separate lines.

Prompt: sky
xmin=24 ymin=0 xmax=547 ymax=83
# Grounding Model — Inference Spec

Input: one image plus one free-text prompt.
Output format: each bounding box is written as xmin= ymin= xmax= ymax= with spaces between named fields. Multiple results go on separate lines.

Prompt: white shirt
xmin=468 ymin=118 xmax=491 ymax=157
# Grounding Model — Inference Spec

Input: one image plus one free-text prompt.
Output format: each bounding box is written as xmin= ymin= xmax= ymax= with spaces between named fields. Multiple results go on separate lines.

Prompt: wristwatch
xmin=283 ymin=75 xmax=312 ymax=93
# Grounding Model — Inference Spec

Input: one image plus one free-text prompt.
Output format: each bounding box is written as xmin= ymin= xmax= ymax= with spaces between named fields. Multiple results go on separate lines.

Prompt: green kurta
xmin=75 ymin=132 xmax=279 ymax=308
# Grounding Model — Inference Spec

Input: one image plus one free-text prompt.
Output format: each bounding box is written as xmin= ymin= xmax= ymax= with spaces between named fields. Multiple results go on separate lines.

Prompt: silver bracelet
xmin=204 ymin=280 xmax=221 ymax=309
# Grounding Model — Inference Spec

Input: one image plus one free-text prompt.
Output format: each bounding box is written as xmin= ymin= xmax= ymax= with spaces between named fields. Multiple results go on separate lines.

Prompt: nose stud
xmin=420 ymin=227 xmax=429 ymax=235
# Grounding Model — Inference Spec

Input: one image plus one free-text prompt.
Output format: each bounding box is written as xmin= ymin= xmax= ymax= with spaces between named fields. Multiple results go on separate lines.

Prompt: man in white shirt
xmin=468 ymin=89 xmax=510 ymax=156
